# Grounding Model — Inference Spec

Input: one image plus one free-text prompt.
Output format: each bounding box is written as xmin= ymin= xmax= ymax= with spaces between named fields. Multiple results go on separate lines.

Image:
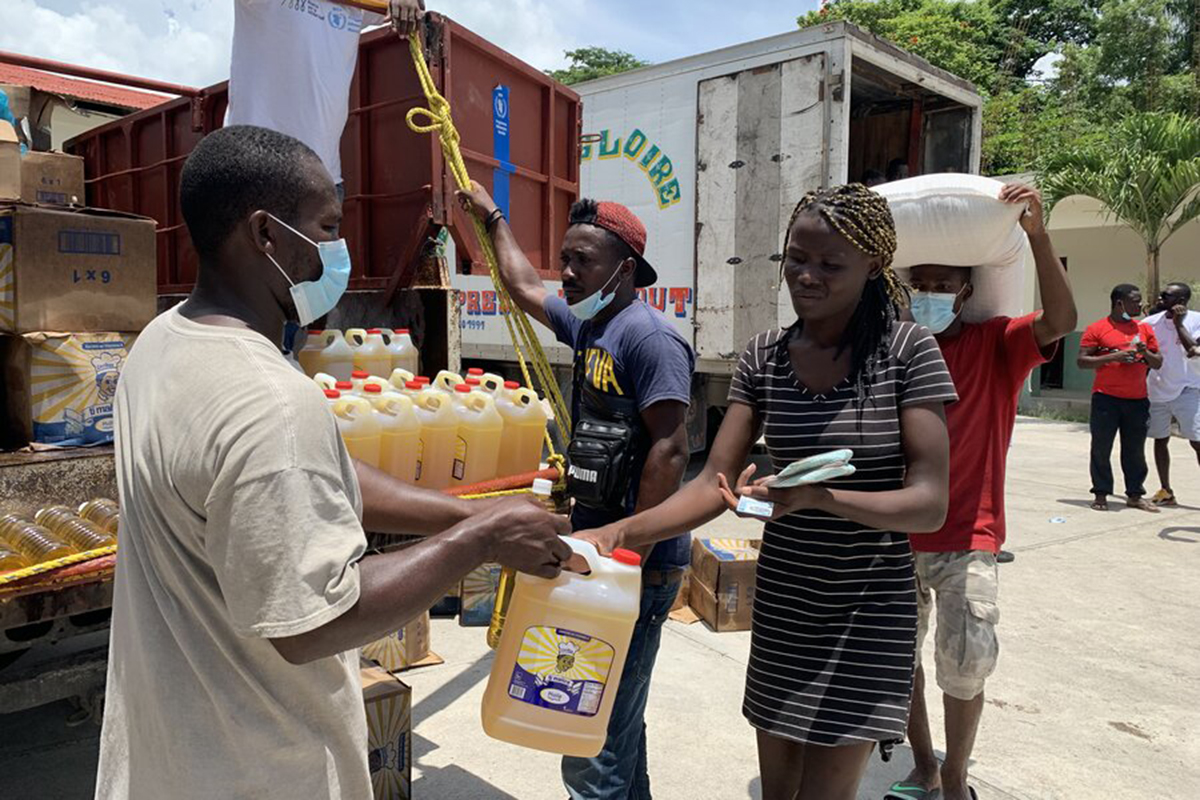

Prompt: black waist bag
xmin=566 ymin=356 xmax=643 ymax=512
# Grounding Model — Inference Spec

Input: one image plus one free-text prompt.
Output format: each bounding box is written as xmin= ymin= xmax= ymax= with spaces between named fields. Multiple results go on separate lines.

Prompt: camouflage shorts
xmin=915 ymin=550 xmax=1000 ymax=701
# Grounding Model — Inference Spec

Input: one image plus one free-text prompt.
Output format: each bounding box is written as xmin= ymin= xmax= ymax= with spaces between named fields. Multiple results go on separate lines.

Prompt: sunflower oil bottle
xmin=481 ymin=539 xmax=643 ymax=757
xmin=349 ymin=329 xmax=392 ymax=377
xmin=332 ymin=395 xmax=382 ymax=468
xmin=450 ymin=385 xmax=503 ymax=486
xmin=413 ymin=389 xmax=459 ymax=490
xmin=387 ymin=328 xmax=419 ymax=375
xmin=496 ymin=383 xmax=549 ymax=478
xmin=433 ymin=370 xmax=465 ymax=395
xmin=34 ymin=506 xmax=115 ymax=550
xmin=313 ymin=373 xmax=339 ymax=391
xmin=389 ymin=368 xmax=416 ymax=392
xmin=78 ymin=499 xmax=120 ymax=537
xmin=0 ymin=514 xmax=77 ymax=563
xmin=298 ymin=330 xmax=335 ymax=377
xmin=314 ymin=329 xmax=354 ymax=381
xmin=0 ymin=544 xmax=30 ymax=572
xmin=368 ymin=390 xmax=421 ymax=483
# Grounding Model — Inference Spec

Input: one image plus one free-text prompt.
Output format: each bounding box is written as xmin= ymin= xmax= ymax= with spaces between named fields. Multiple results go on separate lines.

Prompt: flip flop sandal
xmin=883 ymin=782 xmax=937 ymax=800
xmin=1090 ymin=499 xmax=1108 ymax=511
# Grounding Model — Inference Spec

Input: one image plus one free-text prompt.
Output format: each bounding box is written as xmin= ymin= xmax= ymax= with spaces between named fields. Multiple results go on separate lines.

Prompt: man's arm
xmin=457 ymin=182 xmax=550 ymax=327
xmin=355 ymin=460 xmax=478 ymax=535
xmin=1077 ymin=345 xmax=1132 ymax=370
xmin=1000 ymin=183 xmax=1077 ymax=348
xmin=271 ymin=499 xmax=571 ymax=664
xmin=1173 ymin=308 xmax=1199 ymax=355
xmin=631 ymin=400 xmax=690 ymax=520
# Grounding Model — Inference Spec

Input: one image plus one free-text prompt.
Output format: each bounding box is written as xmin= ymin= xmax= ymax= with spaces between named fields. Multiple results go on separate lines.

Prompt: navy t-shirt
xmin=544 ymin=295 xmax=694 ymax=569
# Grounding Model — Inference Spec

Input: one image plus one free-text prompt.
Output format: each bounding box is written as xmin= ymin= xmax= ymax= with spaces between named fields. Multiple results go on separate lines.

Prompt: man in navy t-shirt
xmin=460 ymin=183 xmax=694 ymax=799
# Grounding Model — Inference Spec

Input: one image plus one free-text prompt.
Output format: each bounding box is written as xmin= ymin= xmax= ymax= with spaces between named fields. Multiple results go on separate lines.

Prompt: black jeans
xmin=1089 ymin=392 xmax=1150 ymax=497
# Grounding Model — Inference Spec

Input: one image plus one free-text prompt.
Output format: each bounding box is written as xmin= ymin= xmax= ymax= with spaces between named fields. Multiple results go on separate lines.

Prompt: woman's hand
xmin=718 ymin=464 xmax=822 ymax=520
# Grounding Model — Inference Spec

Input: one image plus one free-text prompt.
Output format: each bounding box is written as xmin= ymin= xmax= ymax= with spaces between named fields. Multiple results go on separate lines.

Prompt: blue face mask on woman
xmin=264 ymin=213 xmax=352 ymax=327
xmin=909 ymin=289 xmax=963 ymax=334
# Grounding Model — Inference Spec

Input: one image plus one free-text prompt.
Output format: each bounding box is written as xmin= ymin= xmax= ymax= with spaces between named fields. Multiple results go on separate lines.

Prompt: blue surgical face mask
xmin=265 ymin=214 xmax=351 ymax=327
xmin=910 ymin=290 xmax=962 ymax=334
xmin=568 ymin=262 xmax=624 ymax=322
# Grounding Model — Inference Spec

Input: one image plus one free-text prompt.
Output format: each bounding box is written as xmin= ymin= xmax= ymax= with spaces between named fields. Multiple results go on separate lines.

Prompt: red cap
xmin=364 ymin=384 xmax=383 ymax=394
xmin=351 ymin=370 xmax=369 ymax=379
xmin=455 ymin=384 xmax=472 ymax=393
xmin=395 ymin=328 xmax=410 ymax=335
xmin=307 ymin=329 xmax=323 ymax=335
xmin=405 ymin=381 xmax=423 ymax=390
xmin=335 ymin=381 xmax=353 ymax=391
xmin=503 ymin=381 xmax=520 ymax=390
xmin=465 ymin=377 xmax=481 ymax=386
xmin=612 ymin=548 xmax=642 ymax=567
xmin=367 ymin=328 xmax=383 ymax=334
xmin=467 ymin=368 xmax=484 ymax=376
xmin=573 ymin=201 xmax=657 ymax=287
xmin=324 ymin=389 xmax=341 ymax=399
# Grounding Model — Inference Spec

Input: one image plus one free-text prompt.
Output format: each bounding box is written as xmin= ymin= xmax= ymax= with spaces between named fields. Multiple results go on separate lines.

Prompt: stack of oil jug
xmin=0 ymin=498 xmax=120 ymax=572
xmin=313 ymin=365 xmax=549 ymax=490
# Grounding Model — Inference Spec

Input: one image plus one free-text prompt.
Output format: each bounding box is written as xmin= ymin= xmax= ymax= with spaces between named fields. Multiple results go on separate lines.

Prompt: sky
xmin=0 ymin=0 xmax=823 ymax=89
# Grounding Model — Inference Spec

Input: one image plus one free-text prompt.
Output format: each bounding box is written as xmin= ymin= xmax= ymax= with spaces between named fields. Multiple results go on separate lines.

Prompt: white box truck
xmin=453 ymin=21 xmax=982 ymax=444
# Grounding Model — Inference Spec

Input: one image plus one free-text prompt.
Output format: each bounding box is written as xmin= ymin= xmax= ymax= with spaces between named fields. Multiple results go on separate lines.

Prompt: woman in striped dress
xmin=576 ymin=184 xmax=957 ymax=799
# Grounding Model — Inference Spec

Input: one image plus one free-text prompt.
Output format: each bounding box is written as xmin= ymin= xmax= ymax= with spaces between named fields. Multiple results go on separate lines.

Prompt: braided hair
xmin=774 ymin=183 xmax=905 ymax=410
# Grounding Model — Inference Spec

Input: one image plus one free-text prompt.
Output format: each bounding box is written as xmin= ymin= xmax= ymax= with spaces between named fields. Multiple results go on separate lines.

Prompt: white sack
xmin=876 ymin=174 xmax=1030 ymax=324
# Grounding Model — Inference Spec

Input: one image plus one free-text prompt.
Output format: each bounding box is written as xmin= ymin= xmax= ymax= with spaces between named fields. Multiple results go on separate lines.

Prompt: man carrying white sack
xmin=882 ymin=180 xmax=1077 ymax=800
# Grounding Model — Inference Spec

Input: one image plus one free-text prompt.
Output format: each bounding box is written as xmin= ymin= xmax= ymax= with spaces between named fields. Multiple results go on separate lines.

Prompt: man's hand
xmin=389 ymin=0 xmax=425 ymax=37
xmin=1171 ymin=304 xmax=1189 ymax=322
xmin=573 ymin=525 xmax=626 ymax=557
xmin=716 ymin=464 xmax=821 ymax=521
xmin=456 ymin=181 xmax=500 ymax=223
xmin=1000 ymin=182 xmax=1047 ymax=237
xmin=1108 ymin=349 xmax=1139 ymax=364
xmin=482 ymin=497 xmax=572 ymax=578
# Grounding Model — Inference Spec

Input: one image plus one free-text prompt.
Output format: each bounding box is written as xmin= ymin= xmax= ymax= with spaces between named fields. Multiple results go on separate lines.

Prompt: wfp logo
xmin=568 ymin=464 xmax=598 ymax=484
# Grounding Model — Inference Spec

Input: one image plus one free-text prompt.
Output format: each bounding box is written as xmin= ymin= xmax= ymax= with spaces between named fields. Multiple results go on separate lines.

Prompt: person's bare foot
xmin=885 ymin=766 xmax=941 ymax=799
xmin=1126 ymin=496 xmax=1160 ymax=513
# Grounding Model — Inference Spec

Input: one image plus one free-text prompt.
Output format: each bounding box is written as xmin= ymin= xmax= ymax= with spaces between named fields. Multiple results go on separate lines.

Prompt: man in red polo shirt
xmin=1078 ymin=283 xmax=1164 ymax=511
xmin=886 ymin=184 xmax=1077 ymax=800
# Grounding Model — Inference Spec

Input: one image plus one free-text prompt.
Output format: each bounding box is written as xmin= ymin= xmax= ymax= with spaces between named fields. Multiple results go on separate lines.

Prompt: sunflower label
xmin=506 ymin=626 xmax=615 ymax=717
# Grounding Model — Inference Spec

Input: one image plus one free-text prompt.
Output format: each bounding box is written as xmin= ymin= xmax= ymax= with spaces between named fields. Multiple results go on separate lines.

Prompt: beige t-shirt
xmin=96 ymin=308 xmax=370 ymax=799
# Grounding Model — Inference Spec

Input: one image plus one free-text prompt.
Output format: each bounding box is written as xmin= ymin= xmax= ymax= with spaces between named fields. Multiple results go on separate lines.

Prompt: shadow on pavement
xmin=1158 ymin=526 xmax=1200 ymax=543
xmin=412 ymin=756 xmax=521 ymax=800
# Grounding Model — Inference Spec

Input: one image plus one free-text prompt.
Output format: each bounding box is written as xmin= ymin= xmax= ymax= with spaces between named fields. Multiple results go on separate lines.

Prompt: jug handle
xmin=563 ymin=537 xmax=598 ymax=576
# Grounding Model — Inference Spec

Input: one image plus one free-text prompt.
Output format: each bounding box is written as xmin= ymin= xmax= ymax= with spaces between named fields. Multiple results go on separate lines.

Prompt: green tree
xmin=1039 ymin=112 xmax=1200 ymax=294
xmin=547 ymin=47 xmax=649 ymax=86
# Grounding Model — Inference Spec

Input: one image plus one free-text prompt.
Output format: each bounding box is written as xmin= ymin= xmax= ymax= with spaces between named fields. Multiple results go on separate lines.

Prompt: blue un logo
xmin=328 ymin=8 xmax=348 ymax=30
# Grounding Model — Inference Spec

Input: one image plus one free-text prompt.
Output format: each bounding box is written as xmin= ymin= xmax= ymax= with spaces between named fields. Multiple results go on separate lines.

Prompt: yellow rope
xmin=0 ymin=544 xmax=117 ymax=585
xmin=405 ymin=34 xmax=571 ymax=486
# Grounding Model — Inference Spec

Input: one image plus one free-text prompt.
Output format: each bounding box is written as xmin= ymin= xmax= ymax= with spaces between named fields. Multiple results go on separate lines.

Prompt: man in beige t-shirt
xmin=95 ymin=125 xmax=571 ymax=799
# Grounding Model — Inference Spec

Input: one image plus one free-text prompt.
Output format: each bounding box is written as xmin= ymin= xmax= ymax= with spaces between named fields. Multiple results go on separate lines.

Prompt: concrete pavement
xmin=1 ymin=418 xmax=1196 ymax=798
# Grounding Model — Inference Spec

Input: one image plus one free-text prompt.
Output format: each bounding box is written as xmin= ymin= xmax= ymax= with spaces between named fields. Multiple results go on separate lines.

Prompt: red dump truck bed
xmin=65 ymin=14 xmax=581 ymax=294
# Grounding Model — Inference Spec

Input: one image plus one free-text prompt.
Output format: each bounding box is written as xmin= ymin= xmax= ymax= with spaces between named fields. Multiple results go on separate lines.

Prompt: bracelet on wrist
xmin=485 ymin=208 xmax=505 ymax=232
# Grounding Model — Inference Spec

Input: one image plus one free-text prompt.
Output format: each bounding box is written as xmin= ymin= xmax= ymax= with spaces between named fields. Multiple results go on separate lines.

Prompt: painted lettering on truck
xmin=459 ymin=288 xmax=692 ymax=324
xmin=581 ymin=129 xmax=682 ymax=210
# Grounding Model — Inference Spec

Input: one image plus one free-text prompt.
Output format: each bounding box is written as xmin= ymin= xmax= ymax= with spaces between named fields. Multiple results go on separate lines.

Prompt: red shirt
xmin=912 ymin=314 xmax=1050 ymax=554
xmin=1079 ymin=317 xmax=1160 ymax=400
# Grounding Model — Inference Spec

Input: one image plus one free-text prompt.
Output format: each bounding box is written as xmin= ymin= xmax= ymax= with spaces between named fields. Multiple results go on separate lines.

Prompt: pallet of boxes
xmin=0 ymin=120 xmax=155 ymax=450
xmin=671 ymin=538 xmax=762 ymax=631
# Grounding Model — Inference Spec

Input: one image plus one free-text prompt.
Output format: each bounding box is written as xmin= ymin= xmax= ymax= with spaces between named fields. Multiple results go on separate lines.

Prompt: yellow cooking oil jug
xmin=413 ymin=389 xmax=459 ymax=490
xmin=387 ymin=328 xmax=420 ymax=376
xmin=478 ymin=373 xmax=506 ymax=395
xmin=314 ymin=329 xmax=354 ymax=381
xmin=496 ymin=382 xmax=549 ymax=478
xmin=450 ymin=385 xmax=503 ymax=485
xmin=389 ymin=368 xmax=416 ymax=392
xmin=332 ymin=394 xmax=382 ymax=468
xmin=482 ymin=540 xmax=643 ymax=757
xmin=367 ymin=387 xmax=421 ymax=483
xmin=0 ymin=515 xmax=77 ymax=564
xmin=313 ymin=372 xmax=339 ymax=391
xmin=349 ymin=329 xmax=392 ymax=377
xmin=78 ymin=499 xmax=120 ymax=537
xmin=298 ymin=329 xmax=335 ymax=377
xmin=433 ymin=370 xmax=465 ymax=395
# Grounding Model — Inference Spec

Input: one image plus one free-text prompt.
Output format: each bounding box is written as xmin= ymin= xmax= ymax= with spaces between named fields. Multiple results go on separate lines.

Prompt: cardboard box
xmin=19 ymin=152 xmax=85 ymax=206
xmin=671 ymin=569 xmax=690 ymax=613
xmin=2 ymin=331 xmax=135 ymax=448
xmin=361 ymin=663 xmax=412 ymax=800
xmin=688 ymin=538 xmax=761 ymax=632
xmin=362 ymin=611 xmax=439 ymax=672
xmin=0 ymin=204 xmax=157 ymax=334
xmin=459 ymin=562 xmax=501 ymax=626
xmin=0 ymin=123 xmax=19 ymax=203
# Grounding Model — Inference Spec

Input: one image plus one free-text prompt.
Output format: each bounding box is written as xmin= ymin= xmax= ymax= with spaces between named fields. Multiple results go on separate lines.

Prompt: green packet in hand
xmin=762 ymin=449 xmax=855 ymax=489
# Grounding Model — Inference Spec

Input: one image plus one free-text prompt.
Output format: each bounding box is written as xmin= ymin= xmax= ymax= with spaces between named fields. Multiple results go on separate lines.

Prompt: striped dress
xmin=729 ymin=322 xmax=957 ymax=747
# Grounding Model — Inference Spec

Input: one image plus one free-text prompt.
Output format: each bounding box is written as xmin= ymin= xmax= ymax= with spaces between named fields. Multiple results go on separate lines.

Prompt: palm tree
xmin=1038 ymin=112 xmax=1200 ymax=295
